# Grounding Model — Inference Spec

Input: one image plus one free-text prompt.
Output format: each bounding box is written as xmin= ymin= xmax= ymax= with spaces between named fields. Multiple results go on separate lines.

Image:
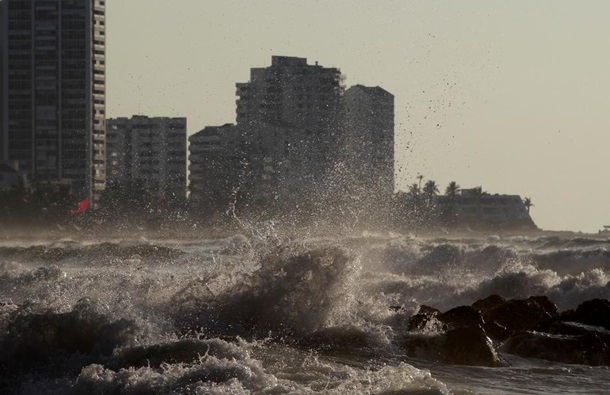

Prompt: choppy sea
xmin=1 ymin=228 xmax=609 ymax=394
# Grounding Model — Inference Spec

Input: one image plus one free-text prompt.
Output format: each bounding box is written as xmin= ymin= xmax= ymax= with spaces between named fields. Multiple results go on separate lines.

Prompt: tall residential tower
xmin=343 ymin=85 xmax=395 ymax=197
xmin=106 ymin=116 xmax=187 ymax=200
xmin=234 ymin=56 xmax=345 ymax=204
xmin=0 ymin=0 xmax=106 ymax=199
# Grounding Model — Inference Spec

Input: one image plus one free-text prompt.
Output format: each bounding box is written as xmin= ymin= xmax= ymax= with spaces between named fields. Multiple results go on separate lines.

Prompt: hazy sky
xmin=106 ymin=1 xmax=610 ymax=233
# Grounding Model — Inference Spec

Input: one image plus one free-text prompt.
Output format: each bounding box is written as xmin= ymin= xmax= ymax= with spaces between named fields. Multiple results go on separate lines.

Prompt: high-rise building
xmin=106 ymin=116 xmax=187 ymax=199
xmin=0 ymin=0 xmax=106 ymax=200
xmin=236 ymin=56 xmax=344 ymax=130
xmin=343 ymin=85 xmax=395 ymax=198
xmin=188 ymin=124 xmax=240 ymax=210
xmin=234 ymin=56 xmax=345 ymax=201
xmin=0 ymin=1 xmax=4 ymax=159
xmin=189 ymin=56 xmax=396 ymax=219
xmin=189 ymin=122 xmax=308 ymax=212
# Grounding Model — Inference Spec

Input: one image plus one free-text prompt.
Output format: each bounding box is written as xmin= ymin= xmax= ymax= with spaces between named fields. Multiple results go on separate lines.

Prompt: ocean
xmin=1 ymin=228 xmax=609 ymax=394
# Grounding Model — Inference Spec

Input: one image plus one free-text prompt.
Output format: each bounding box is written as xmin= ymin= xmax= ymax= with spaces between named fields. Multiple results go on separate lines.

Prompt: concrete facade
xmin=188 ymin=56 xmax=397 ymax=217
xmin=188 ymin=124 xmax=240 ymax=209
xmin=343 ymin=85 xmax=395 ymax=200
xmin=0 ymin=0 xmax=106 ymax=200
xmin=189 ymin=122 xmax=311 ymax=211
xmin=107 ymin=116 xmax=187 ymax=199
xmin=234 ymin=56 xmax=345 ymax=203
xmin=0 ymin=160 xmax=21 ymax=190
xmin=0 ymin=1 xmax=4 ymax=161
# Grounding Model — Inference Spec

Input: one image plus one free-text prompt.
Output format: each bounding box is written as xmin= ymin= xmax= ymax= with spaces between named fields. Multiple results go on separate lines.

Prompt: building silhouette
xmin=237 ymin=56 xmax=344 ymax=201
xmin=189 ymin=56 xmax=395 ymax=218
xmin=188 ymin=124 xmax=240 ymax=211
xmin=236 ymin=56 xmax=344 ymax=130
xmin=190 ymin=56 xmax=348 ymax=214
xmin=0 ymin=0 xmax=106 ymax=199
xmin=107 ymin=116 xmax=187 ymax=200
xmin=342 ymin=85 xmax=395 ymax=201
xmin=436 ymin=189 xmax=533 ymax=227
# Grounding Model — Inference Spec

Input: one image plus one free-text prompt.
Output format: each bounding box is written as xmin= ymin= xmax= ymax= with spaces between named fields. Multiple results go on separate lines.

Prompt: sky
xmin=106 ymin=0 xmax=610 ymax=233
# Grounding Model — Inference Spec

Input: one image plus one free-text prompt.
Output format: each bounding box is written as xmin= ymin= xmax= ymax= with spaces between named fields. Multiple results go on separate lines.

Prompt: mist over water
xmin=1 ymin=229 xmax=610 ymax=394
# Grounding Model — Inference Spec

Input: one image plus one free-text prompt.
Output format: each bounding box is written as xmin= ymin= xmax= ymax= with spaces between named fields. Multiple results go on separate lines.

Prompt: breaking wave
xmin=1 ymin=232 xmax=610 ymax=393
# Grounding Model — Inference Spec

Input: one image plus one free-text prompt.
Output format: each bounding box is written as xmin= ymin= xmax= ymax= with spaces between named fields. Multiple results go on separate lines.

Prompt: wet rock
xmin=549 ymin=320 xmax=610 ymax=337
xmin=472 ymin=294 xmax=506 ymax=315
xmin=440 ymin=305 xmax=484 ymax=330
xmin=474 ymin=295 xmax=558 ymax=337
xmin=409 ymin=304 xmax=486 ymax=335
xmin=502 ymin=330 xmax=610 ymax=366
xmin=529 ymin=295 xmax=559 ymax=317
xmin=407 ymin=305 xmax=442 ymax=332
xmin=560 ymin=299 xmax=610 ymax=330
xmin=443 ymin=327 xmax=501 ymax=366
xmin=403 ymin=326 xmax=501 ymax=367
xmin=482 ymin=320 xmax=511 ymax=342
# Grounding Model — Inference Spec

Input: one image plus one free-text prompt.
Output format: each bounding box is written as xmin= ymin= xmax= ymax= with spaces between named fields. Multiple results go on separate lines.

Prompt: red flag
xmin=71 ymin=198 xmax=90 ymax=215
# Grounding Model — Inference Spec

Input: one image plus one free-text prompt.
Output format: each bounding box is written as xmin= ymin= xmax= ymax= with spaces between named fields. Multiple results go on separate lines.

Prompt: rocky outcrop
xmin=403 ymin=326 xmax=501 ymax=367
xmin=501 ymin=330 xmax=610 ymax=366
xmin=473 ymin=295 xmax=558 ymax=341
xmin=402 ymin=296 xmax=610 ymax=367
xmin=558 ymin=298 xmax=610 ymax=330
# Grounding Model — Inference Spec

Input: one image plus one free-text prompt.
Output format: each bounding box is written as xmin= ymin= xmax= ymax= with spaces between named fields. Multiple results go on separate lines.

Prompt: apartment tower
xmin=343 ymin=85 xmax=395 ymax=198
xmin=0 ymin=0 xmax=106 ymax=200
xmin=234 ymin=56 xmax=345 ymax=204
xmin=106 ymin=116 xmax=187 ymax=200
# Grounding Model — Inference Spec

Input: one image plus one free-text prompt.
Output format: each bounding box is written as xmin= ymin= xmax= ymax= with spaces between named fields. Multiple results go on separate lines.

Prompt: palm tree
xmin=445 ymin=181 xmax=460 ymax=198
xmin=408 ymin=183 xmax=420 ymax=196
xmin=423 ymin=180 xmax=439 ymax=196
xmin=523 ymin=197 xmax=534 ymax=213
xmin=417 ymin=174 xmax=424 ymax=191
xmin=422 ymin=180 xmax=439 ymax=208
xmin=472 ymin=186 xmax=484 ymax=198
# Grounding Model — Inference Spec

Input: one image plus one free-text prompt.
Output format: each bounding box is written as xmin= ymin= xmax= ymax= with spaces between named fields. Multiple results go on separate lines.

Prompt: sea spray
xmin=173 ymin=243 xmax=359 ymax=339
xmin=1 ymin=234 xmax=610 ymax=394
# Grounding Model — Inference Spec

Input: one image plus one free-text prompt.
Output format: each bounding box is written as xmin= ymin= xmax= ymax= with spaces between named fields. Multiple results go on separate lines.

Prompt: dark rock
xmin=549 ymin=320 xmax=610 ymax=337
xmin=482 ymin=320 xmax=511 ymax=342
xmin=419 ymin=305 xmax=441 ymax=315
xmin=439 ymin=305 xmax=484 ymax=330
xmin=407 ymin=305 xmax=443 ymax=332
xmin=472 ymin=294 xmax=506 ymax=315
xmin=403 ymin=333 xmax=444 ymax=361
xmin=475 ymin=296 xmax=558 ymax=337
xmin=443 ymin=327 xmax=501 ymax=366
xmin=403 ymin=326 xmax=501 ymax=367
xmin=560 ymin=299 xmax=610 ymax=330
xmin=529 ymin=295 xmax=559 ymax=317
xmin=502 ymin=330 xmax=610 ymax=366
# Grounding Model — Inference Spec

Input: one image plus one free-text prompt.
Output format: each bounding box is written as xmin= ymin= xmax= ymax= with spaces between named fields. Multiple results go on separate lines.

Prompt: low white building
xmin=437 ymin=188 xmax=534 ymax=228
